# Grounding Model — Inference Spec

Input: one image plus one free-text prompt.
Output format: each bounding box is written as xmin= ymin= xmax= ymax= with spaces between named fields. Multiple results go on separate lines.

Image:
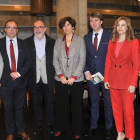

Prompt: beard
xmin=35 ymin=31 xmax=44 ymax=39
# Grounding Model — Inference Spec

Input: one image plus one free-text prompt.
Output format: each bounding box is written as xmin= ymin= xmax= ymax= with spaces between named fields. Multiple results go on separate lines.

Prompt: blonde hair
xmin=111 ymin=16 xmax=135 ymax=43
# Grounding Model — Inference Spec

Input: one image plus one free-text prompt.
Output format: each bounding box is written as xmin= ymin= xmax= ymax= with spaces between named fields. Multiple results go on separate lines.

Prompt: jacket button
xmin=120 ymin=66 xmax=121 ymax=68
xmin=115 ymin=65 xmax=116 ymax=67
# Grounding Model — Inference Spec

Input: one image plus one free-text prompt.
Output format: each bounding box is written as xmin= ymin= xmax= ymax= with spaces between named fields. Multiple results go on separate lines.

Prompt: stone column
xmin=56 ymin=0 xmax=87 ymax=38
xmin=43 ymin=16 xmax=50 ymax=36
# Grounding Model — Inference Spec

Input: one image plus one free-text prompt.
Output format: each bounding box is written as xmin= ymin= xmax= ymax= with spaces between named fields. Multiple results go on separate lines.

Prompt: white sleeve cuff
xmin=17 ymin=72 xmax=21 ymax=77
xmin=84 ymin=71 xmax=90 ymax=74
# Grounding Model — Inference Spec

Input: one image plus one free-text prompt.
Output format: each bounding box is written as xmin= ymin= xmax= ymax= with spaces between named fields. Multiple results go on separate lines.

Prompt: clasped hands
xmin=60 ymin=76 xmax=75 ymax=85
xmin=10 ymin=72 xmax=19 ymax=80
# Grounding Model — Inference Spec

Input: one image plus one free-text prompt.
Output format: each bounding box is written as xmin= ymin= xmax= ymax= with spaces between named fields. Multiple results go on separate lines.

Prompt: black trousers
xmin=0 ymin=86 xmax=26 ymax=135
xmin=55 ymin=80 xmax=84 ymax=135
xmin=31 ymin=79 xmax=53 ymax=127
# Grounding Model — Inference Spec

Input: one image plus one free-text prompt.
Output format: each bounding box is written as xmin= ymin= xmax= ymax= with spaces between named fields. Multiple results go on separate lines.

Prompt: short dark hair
xmin=59 ymin=17 xmax=76 ymax=29
xmin=88 ymin=12 xmax=104 ymax=22
xmin=88 ymin=12 xmax=104 ymax=31
xmin=5 ymin=20 xmax=18 ymax=28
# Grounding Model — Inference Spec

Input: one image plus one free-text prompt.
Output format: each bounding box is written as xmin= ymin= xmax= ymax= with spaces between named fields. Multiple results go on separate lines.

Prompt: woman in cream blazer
xmin=53 ymin=17 xmax=86 ymax=139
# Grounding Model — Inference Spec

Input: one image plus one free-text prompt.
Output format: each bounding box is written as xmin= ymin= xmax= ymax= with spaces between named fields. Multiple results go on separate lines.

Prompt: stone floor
xmin=0 ymin=94 xmax=140 ymax=140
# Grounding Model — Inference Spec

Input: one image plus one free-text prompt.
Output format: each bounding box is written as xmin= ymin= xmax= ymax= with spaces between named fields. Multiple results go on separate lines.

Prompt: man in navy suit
xmin=0 ymin=20 xmax=31 ymax=140
xmin=84 ymin=12 xmax=113 ymax=139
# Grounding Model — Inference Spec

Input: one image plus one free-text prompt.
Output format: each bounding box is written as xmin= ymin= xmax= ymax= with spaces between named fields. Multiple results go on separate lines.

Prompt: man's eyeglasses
xmin=6 ymin=27 xmax=18 ymax=30
xmin=34 ymin=26 xmax=45 ymax=29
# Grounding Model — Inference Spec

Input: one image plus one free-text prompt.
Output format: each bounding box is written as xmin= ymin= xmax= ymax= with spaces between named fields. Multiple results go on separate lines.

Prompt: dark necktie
xmin=93 ymin=33 xmax=98 ymax=52
xmin=10 ymin=40 xmax=16 ymax=80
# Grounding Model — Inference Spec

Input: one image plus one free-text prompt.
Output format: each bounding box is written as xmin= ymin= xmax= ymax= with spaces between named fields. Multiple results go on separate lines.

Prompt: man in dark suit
xmin=84 ymin=12 xmax=113 ymax=139
xmin=0 ymin=20 xmax=31 ymax=140
xmin=25 ymin=21 xmax=55 ymax=135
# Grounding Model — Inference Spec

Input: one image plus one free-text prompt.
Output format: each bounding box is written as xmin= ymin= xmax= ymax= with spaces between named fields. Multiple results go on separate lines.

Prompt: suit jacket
xmin=104 ymin=38 xmax=139 ymax=89
xmin=84 ymin=29 xmax=111 ymax=76
xmin=0 ymin=52 xmax=3 ymax=79
xmin=53 ymin=34 xmax=86 ymax=82
xmin=0 ymin=37 xmax=32 ymax=87
xmin=25 ymin=34 xmax=55 ymax=93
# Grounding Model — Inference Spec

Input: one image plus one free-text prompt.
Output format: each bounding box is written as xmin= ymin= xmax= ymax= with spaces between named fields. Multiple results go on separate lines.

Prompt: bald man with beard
xmin=25 ymin=21 xmax=55 ymax=135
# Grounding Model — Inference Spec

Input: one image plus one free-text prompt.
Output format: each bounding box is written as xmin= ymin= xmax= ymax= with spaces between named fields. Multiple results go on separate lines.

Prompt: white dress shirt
xmin=6 ymin=36 xmax=18 ymax=70
xmin=85 ymin=28 xmax=103 ymax=74
xmin=92 ymin=28 xmax=103 ymax=50
xmin=0 ymin=52 xmax=3 ymax=79
xmin=34 ymin=35 xmax=46 ymax=60
xmin=6 ymin=35 xmax=20 ymax=76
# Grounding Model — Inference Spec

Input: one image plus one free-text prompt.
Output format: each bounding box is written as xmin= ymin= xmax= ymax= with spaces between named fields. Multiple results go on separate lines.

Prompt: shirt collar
xmin=6 ymin=35 xmax=17 ymax=42
xmin=34 ymin=35 xmax=45 ymax=41
xmin=93 ymin=28 xmax=103 ymax=36
xmin=62 ymin=34 xmax=66 ymax=41
xmin=62 ymin=34 xmax=74 ymax=41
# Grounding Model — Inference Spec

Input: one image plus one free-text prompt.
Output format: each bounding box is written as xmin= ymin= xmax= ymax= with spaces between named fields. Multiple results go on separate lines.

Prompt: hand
xmin=60 ymin=76 xmax=68 ymax=84
xmin=85 ymin=72 xmax=93 ymax=81
xmin=128 ymin=85 xmax=135 ymax=93
xmin=67 ymin=78 xmax=75 ymax=85
xmin=10 ymin=72 xmax=19 ymax=79
xmin=104 ymin=82 xmax=110 ymax=89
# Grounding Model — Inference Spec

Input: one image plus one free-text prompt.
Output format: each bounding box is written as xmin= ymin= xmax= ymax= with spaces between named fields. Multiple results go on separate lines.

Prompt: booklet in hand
xmin=91 ymin=72 xmax=104 ymax=84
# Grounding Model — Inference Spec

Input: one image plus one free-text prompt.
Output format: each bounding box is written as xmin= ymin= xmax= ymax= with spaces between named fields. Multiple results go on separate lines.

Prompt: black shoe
xmin=46 ymin=125 xmax=54 ymax=134
xmin=84 ymin=128 xmax=97 ymax=137
xmin=105 ymin=129 xmax=112 ymax=139
xmin=33 ymin=126 xmax=42 ymax=136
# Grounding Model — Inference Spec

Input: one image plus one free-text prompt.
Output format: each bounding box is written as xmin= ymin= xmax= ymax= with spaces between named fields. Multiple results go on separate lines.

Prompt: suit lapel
xmin=27 ymin=36 xmax=37 ymax=70
xmin=31 ymin=36 xmax=36 ymax=57
xmin=61 ymin=40 xmax=67 ymax=58
xmin=2 ymin=38 xmax=11 ymax=71
xmin=17 ymin=39 xmax=22 ymax=68
xmin=60 ymin=36 xmax=67 ymax=58
xmin=89 ymin=32 xmax=96 ymax=54
xmin=97 ymin=30 xmax=104 ymax=53
xmin=118 ymin=39 xmax=131 ymax=62
xmin=69 ymin=34 xmax=83 ymax=57
xmin=111 ymin=39 xmax=131 ymax=64
xmin=111 ymin=39 xmax=120 ymax=65
xmin=97 ymin=30 xmax=109 ymax=53
xmin=45 ymin=34 xmax=51 ymax=52
xmin=69 ymin=34 xmax=76 ymax=55
xmin=45 ymin=34 xmax=54 ymax=62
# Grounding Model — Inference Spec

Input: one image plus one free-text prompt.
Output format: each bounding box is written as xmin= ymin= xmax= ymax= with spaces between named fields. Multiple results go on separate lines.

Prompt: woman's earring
xmin=72 ymin=28 xmax=74 ymax=33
